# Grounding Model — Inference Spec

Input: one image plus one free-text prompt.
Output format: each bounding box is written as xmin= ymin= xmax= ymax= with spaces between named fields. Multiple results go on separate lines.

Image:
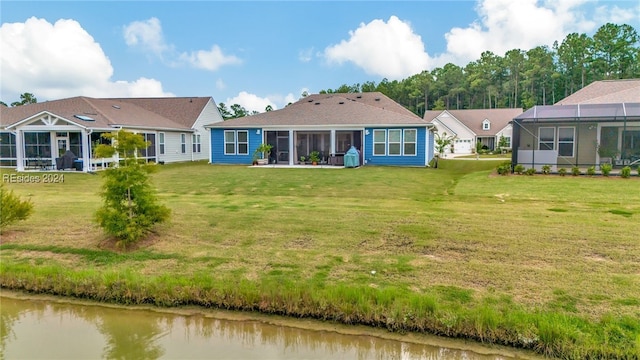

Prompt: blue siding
xmin=210 ymin=128 xmax=263 ymax=164
xmin=363 ymin=127 xmax=429 ymax=166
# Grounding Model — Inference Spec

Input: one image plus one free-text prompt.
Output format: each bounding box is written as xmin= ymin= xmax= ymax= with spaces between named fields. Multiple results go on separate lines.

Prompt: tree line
xmin=319 ymin=23 xmax=639 ymax=116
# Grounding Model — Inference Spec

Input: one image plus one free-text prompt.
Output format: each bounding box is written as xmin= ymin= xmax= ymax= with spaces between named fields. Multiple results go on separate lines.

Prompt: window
xmin=558 ymin=127 xmax=575 ymax=157
xmin=181 ymin=134 xmax=187 ymax=153
xmin=0 ymin=132 xmax=17 ymax=166
xmin=482 ymin=119 xmax=490 ymax=130
xmin=404 ymin=129 xmax=417 ymax=155
xmin=373 ymin=130 xmax=386 ymax=155
xmin=224 ymin=131 xmax=236 ymax=154
xmin=538 ymin=127 xmax=555 ymax=151
xmin=24 ymin=132 xmax=51 ymax=158
xmin=192 ymin=134 xmax=201 ymax=153
xmin=69 ymin=132 xmax=82 ymax=158
xmin=237 ymin=131 xmax=248 ymax=154
xmin=224 ymin=130 xmax=248 ymax=155
xmin=388 ymin=129 xmax=401 ymax=155
xmin=503 ymin=136 xmax=511 ymax=148
xmin=159 ymin=133 xmax=165 ymax=155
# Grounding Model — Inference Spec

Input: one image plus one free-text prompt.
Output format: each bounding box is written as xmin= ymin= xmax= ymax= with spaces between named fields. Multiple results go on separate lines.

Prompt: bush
xmin=601 ymin=163 xmax=612 ymax=176
xmin=0 ymin=185 xmax=34 ymax=230
xmin=541 ymin=164 xmax=551 ymax=175
xmin=637 ymin=166 xmax=640 ymax=176
xmin=496 ymin=161 xmax=511 ymax=175
xmin=558 ymin=168 xmax=567 ymax=176
xmin=587 ymin=166 xmax=596 ymax=176
xmin=571 ymin=167 xmax=581 ymax=176
xmin=525 ymin=168 xmax=536 ymax=175
xmin=620 ymin=166 xmax=631 ymax=178
xmin=514 ymin=164 xmax=525 ymax=175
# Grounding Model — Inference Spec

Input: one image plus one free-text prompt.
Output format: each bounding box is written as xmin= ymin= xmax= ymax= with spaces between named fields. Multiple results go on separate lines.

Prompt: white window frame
xmin=192 ymin=134 xmax=201 ymax=153
xmin=373 ymin=129 xmax=386 ymax=156
xmin=403 ymin=129 xmax=417 ymax=156
xmin=538 ymin=127 xmax=555 ymax=151
xmin=159 ymin=132 xmax=165 ymax=155
xmin=180 ymin=133 xmax=187 ymax=154
xmin=237 ymin=130 xmax=249 ymax=155
xmin=557 ymin=127 xmax=575 ymax=157
xmin=224 ymin=130 xmax=236 ymax=155
xmin=482 ymin=119 xmax=490 ymax=130
xmin=388 ymin=129 xmax=402 ymax=156
xmin=503 ymin=136 xmax=511 ymax=148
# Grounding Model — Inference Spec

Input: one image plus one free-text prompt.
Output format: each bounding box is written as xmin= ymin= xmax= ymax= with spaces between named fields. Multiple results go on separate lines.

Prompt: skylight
xmin=74 ymin=115 xmax=95 ymax=121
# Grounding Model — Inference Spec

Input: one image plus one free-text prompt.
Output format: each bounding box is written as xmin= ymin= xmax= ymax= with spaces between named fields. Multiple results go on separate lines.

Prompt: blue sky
xmin=1 ymin=1 xmax=639 ymax=112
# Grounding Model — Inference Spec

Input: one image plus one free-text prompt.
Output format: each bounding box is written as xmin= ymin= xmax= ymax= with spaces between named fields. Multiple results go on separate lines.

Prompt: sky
xmin=1 ymin=1 xmax=639 ymax=113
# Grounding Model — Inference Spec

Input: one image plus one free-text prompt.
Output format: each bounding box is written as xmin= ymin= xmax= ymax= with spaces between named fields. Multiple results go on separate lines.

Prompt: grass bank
xmin=1 ymin=161 xmax=639 ymax=358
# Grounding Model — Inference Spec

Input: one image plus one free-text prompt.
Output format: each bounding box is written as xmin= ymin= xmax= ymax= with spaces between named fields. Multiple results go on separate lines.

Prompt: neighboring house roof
xmin=555 ymin=79 xmax=640 ymax=105
xmin=515 ymin=103 xmax=640 ymax=122
xmin=208 ymin=92 xmax=430 ymax=128
xmin=425 ymin=108 xmax=522 ymax=136
xmin=0 ymin=96 xmax=205 ymax=131
xmin=112 ymin=97 xmax=211 ymax=128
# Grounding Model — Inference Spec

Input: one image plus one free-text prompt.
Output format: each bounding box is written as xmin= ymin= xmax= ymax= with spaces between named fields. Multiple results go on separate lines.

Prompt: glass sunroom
xmin=512 ymin=103 xmax=640 ymax=171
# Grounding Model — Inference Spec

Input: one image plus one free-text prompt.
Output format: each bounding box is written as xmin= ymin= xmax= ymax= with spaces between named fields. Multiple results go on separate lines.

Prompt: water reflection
xmin=1 ymin=296 xmax=512 ymax=359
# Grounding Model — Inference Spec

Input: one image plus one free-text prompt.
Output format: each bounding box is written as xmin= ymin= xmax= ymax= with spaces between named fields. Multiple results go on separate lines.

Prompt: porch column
xmin=81 ymin=129 xmax=90 ymax=172
xmin=288 ymin=130 xmax=294 ymax=165
xmin=15 ymin=129 xmax=24 ymax=171
xmin=330 ymin=130 xmax=336 ymax=155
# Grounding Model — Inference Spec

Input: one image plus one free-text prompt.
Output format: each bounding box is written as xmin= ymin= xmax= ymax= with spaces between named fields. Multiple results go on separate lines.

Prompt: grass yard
xmin=1 ymin=160 xmax=639 ymax=358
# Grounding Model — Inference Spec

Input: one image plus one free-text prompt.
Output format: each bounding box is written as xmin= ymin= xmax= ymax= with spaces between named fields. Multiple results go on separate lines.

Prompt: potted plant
xmin=254 ymin=143 xmax=273 ymax=165
xmin=309 ymin=151 xmax=320 ymax=165
xmin=299 ymin=156 xmax=306 ymax=165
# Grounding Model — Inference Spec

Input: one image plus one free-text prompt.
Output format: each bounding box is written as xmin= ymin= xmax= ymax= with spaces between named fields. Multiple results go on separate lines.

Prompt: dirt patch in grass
xmin=97 ymin=232 xmax=161 ymax=252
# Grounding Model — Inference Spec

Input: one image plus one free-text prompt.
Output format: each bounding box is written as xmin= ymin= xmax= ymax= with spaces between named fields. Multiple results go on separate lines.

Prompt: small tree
xmin=0 ymin=185 xmax=33 ymax=231
xmin=94 ymin=130 xmax=170 ymax=246
xmin=434 ymin=131 xmax=456 ymax=157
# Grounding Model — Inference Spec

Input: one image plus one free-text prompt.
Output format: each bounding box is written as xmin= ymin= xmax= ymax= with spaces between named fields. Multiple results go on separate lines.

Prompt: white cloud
xmin=215 ymin=79 xmax=226 ymax=90
xmin=436 ymin=0 xmax=604 ymax=66
xmin=123 ymin=17 xmax=171 ymax=57
xmin=594 ymin=4 xmax=640 ymax=25
xmin=179 ymin=45 xmax=242 ymax=71
xmin=298 ymin=47 xmax=314 ymax=62
xmin=324 ymin=16 xmax=431 ymax=79
xmin=0 ymin=17 xmax=173 ymax=102
xmin=226 ymin=91 xmax=277 ymax=113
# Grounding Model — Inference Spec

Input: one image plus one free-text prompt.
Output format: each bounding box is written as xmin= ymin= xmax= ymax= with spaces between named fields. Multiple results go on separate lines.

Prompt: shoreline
xmin=1 ymin=289 xmax=542 ymax=359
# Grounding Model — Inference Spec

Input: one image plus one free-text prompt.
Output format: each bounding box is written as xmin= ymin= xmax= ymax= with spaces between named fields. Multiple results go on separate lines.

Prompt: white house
xmin=424 ymin=108 xmax=523 ymax=154
xmin=0 ymin=96 xmax=222 ymax=172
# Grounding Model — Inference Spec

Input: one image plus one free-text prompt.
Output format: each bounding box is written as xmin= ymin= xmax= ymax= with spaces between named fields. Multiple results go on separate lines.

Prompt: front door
xmin=56 ymin=133 xmax=69 ymax=158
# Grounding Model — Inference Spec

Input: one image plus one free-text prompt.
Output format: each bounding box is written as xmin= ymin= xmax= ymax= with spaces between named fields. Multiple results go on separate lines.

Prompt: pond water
xmin=0 ymin=294 xmax=535 ymax=359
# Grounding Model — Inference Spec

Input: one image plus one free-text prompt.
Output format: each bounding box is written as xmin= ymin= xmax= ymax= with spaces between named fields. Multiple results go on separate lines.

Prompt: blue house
xmin=206 ymin=92 xmax=435 ymax=167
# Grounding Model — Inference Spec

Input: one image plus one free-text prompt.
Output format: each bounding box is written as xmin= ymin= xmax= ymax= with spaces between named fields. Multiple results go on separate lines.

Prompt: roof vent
xmin=375 ymin=98 xmax=380 ymax=101
xmin=112 ymin=105 xmax=121 ymax=109
xmin=308 ymin=99 xmax=314 ymax=102
xmin=74 ymin=115 xmax=95 ymax=122
xmin=339 ymin=101 xmax=345 ymax=104
xmin=314 ymin=102 xmax=320 ymax=105
xmin=356 ymin=95 xmax=362 ymax=98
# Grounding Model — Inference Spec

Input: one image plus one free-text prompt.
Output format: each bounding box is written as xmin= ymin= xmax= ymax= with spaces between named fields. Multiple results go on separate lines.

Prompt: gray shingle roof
xmin=0 ymin=96 xmax=207 ymax=130
xmin=555 ymin=79 xmax=640 ymax=105
xmin=208 ymin=92 xmax=428 ymax=128
xmin=424 ymin=108 xmax=523 ymax=135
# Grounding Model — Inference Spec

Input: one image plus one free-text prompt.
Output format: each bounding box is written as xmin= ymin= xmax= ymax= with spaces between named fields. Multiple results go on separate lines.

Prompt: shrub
xmin=496 ymin=161 xmax=511 ymax=175
xmin=0 ymin=185 xmax=34 ymax=230
xmin=514 ymin=164 xmax=525 ymax=175
xmin=601 ymin=163 xmax=612 ymax=176
xmin=558 ymin=168 xmax=567 ymax=176
xmin=620 ymin=166 xmax=631 ymax=178
xmin=571 ymin=167 xmax=581 ymax=176
xmin=541 ymin=164 xmax=551 ymax=174
xmin=637 ymin=166 xmax=640 ymax=176
xmin=525 ymin=168 xmax=536 ymax=175
xmin=587 ymin=166 xmax=596 ymax=176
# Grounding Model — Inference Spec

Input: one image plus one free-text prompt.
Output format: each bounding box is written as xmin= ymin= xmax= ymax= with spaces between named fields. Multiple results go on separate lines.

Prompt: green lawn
xmin=1 ymin=161 xmax=639 ymax=358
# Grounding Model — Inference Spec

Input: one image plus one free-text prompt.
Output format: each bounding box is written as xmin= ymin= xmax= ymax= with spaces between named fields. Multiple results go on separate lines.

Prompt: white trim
xmin=224 ymin=130 xmax=236 ymax=155
xmin=557 ymin=126 xmax=575 ymax=157
xmin=373 ymin=129 xmax=386 ymax=156
xmin=180 ymin=133 xmax=187 ymax=154
xmin=159 ymin=132 xmax=165 ymax=155
xmin=403 ymin=129 xmax=417 ymax=156
xmin=387 ymin=129 xmax=402 ymax=156
xmin=538 ymin=127 xmax=555 ymax=151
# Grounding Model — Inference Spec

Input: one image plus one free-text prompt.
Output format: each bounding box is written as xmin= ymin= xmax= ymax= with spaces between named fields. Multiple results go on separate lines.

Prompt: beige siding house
xmin=512 ymin=79 xmax=640 ymax=170
xmin=0 ymin=96 xmax=222 ymax=171
xmin=424 ymin=108 xmax=523 ymax=155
